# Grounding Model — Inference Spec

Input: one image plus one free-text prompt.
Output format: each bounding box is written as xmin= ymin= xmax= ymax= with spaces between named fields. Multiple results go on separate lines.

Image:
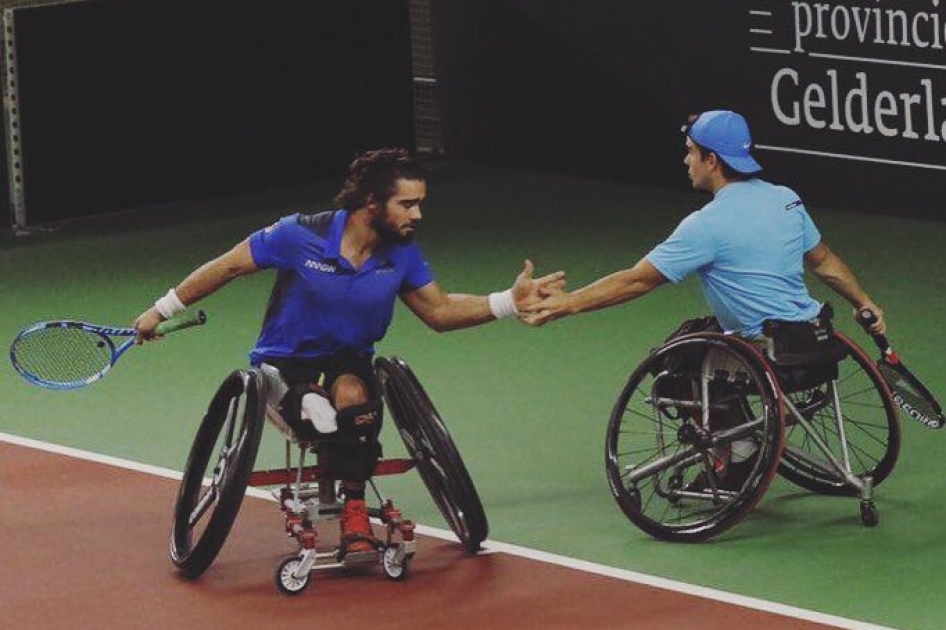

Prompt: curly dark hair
xmin=333 ymin=147 xmax=427 ymax=210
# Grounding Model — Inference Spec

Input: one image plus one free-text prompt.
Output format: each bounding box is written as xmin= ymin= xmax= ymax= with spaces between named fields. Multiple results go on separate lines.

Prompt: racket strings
xmin=12 ymin=327 xmax=112 ymax=384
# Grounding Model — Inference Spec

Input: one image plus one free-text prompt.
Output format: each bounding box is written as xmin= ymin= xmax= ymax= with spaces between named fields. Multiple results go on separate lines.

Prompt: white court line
xmin=0 ymin=431 xmax=898 ymax=630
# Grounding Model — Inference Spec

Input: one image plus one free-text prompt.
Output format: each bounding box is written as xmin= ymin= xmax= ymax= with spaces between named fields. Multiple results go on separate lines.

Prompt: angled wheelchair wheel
xmin=605 ymin=334 xmax=785 ymax=542
xmin=376 ymin=356 xmax=489 ymax=552
xmin=777 ymin=332 xmax=900 ymax=495
xmin=169 ymin=368 xmax=266 ymax=577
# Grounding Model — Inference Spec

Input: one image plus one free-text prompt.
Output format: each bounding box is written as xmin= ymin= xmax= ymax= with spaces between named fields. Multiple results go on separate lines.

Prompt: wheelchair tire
xmin=777 ymin=331 xmax=900 ymax=495
xmin=169 ymin=369 xmax=266 ymax=578
xmin=605 ymin=334 xmax=785 ymax=542
xmin=275 ymin=554 xmax=311 ymax=595
xmin=375 ymin=356 xmax=489 ymax=552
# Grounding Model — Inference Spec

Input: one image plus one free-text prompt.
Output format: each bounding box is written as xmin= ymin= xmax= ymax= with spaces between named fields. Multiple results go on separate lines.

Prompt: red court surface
xmin=0 ymin=440 xmax=851 ymax=629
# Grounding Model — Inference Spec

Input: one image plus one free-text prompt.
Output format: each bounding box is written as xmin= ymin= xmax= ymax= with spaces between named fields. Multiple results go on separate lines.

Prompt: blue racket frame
xmin=10 ymin=310 xmax=206 ymax=391
xmin=10 ymin=321 xmax=137 ymax=390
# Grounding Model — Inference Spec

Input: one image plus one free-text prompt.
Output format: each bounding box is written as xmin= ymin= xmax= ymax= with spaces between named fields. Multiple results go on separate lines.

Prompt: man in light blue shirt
xmin=647 ymin=175 xmax=822 ymax=337
xmin=524 ymin=110 xmax=885 ymax=336
xmin=523 ymin=110 xmax=886 ymax=490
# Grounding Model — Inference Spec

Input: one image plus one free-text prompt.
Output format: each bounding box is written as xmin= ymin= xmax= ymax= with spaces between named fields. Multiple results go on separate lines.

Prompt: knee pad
xmin=325 ymin=399 xmax=384 ymax=481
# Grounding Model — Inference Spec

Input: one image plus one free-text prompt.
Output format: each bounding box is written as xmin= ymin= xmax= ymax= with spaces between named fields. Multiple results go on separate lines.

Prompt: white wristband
xmin=488 ymin=288 xmax=518 ymax=320
xmin=154 ymin=288 xmax=187 ymax=320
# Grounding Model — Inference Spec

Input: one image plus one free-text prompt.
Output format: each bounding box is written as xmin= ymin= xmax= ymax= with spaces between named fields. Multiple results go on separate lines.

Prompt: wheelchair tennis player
xmin=522 ymin=110 xmax=886 ymax=492
xmin=134 ymin=147 xmax=563 ymax=554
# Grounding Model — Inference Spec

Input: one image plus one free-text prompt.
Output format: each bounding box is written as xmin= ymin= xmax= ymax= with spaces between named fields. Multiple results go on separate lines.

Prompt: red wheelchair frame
xmin=168 ymin=356 xmax=488 ymax=594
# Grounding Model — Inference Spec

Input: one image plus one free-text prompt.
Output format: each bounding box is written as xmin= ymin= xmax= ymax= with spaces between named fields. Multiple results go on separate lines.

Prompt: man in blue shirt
xmin=135 ymin=148 xmax=563 ymax=552
xmin=522 ymin=110 xmax=885 ymax=488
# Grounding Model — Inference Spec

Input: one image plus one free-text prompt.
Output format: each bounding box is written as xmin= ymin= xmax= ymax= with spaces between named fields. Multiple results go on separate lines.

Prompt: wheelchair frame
xmin=606 ymin=331 xmax=900 ymax=542
xmin=167 ymin=356 xmax=489 ymax=594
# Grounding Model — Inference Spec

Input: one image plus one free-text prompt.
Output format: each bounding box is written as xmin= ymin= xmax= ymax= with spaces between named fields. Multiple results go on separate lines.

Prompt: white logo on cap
xmin=743 ymin=141 xmax=751 ymax=150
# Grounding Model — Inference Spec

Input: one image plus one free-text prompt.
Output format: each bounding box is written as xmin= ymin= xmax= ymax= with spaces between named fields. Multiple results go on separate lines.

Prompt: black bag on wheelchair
xmin=663 ymin=315 xmax=722 ymax=343
xmin=649 ymin=315 xmax=722 ymax=399
xmin=761 ymin=304 xmax=849 ymax=393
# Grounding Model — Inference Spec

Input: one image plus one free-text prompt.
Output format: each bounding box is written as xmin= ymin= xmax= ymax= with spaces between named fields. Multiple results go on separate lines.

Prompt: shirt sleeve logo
xmin=785 ymin=200 xmax=804 ymax=211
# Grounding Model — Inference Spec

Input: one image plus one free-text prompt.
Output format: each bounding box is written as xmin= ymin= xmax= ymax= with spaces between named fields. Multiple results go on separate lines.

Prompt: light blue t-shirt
xmin=646 ymin=179 xmax=822 ymax=337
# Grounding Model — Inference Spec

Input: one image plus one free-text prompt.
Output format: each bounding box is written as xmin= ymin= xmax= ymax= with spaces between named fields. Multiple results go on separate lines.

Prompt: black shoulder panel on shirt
xmin=298 ymin=210 xmax=336 ymax=237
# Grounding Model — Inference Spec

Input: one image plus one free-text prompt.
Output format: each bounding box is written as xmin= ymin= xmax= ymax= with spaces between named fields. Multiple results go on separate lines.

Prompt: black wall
xmin=13 ymin=0 xmax=414 ymax=224
xmin=432 ymin=0 xmax=946 ymax=218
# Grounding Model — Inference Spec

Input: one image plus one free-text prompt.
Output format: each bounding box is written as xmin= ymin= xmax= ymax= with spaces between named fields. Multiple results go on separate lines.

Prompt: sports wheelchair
xmin=605 ymin=313 xmax=900 ymax=542
xmin=167 ymin=356 xmax=489 ymax=594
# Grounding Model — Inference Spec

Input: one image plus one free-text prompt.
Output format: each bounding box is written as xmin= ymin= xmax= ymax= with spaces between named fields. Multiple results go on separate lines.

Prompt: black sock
xmin=344 ymin=487 xmax=365 ymax=500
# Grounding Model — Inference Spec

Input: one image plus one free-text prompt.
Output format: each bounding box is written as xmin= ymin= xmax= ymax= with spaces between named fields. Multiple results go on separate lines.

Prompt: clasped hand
xmin=510 ymin=260 xmax=570 ymax=326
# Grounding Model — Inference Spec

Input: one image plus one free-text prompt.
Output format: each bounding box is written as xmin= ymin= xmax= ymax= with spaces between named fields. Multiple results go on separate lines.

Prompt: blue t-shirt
xmin=646 ymin=179 xmax=822 ymax=337
xmin=247 ymin=210 xmax=435 ymax=363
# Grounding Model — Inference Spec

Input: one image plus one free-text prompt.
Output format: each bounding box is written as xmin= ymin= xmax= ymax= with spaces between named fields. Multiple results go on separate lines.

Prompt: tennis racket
xmin=10 ymin=310 xmax=207 ymax=390
xmin=858 ymin=309 xmax=944 ymax=430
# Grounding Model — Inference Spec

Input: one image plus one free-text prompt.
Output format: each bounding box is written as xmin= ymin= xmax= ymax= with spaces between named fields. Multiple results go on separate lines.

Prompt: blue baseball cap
xmin=686 ymin=110 xmax=762 ymax=174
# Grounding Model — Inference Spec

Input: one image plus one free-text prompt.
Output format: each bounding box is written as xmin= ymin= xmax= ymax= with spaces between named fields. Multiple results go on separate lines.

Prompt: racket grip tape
xmin=856 ymin=308 xmax=877 ymax=328
xmin=155 ymin=309 xmax=207 ymax=335
xmin=856 ymin=308 xmax=891 ymax=351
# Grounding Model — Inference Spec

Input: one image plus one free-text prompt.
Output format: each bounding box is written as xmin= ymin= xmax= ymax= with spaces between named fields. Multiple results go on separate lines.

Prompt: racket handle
xmin=856 ymin=308 xmax=877 ymax=330
xmin=856 ymin=308 xmax=891 ymax=351
xmin=155 ymin=309 xmax=207 ymax=335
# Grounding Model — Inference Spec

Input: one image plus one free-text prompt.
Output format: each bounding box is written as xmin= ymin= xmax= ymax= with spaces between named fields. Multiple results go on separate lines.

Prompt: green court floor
xmin=2 ymin=163 xmax=944 ymax=629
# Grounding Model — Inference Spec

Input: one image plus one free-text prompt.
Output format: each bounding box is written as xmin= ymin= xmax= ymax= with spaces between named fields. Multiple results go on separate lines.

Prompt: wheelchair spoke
xmin=843 ymin=417 xmax=887 ymax=446
xmin=616 ymin=444 xmax=672 ymax=459
xmin=778 ymin=336 xmax=899 ymax=495
xmin=623 ymin=447 xmax=701 ymax=484
xmin=619 ymin=439 xmax=685 ymax=479
xmin=189 ymin=483 xmax=219 ymax=527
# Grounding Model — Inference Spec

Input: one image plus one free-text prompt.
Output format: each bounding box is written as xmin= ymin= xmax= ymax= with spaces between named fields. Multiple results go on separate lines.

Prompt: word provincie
xmin=792 ymin=0 xmax=945 ymax=53
xmin=772 ymin=68 xmax=946 ymax=141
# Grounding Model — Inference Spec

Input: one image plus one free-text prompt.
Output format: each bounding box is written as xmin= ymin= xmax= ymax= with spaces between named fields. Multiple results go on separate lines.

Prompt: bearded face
xmin=371 ymin=178 xmax=426 ymax=244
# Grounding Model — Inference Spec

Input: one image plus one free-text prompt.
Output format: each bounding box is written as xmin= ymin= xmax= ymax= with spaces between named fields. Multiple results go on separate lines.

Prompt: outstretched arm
xmin=400 ymin=260 xmax=565 ymax=332
xmin=804 ymin=241 xmax=885 ymax=334
xmin=135 ymin=239 xmax=260 ymax=341
xmin=521 ymin=258 xmax=667 ymax=326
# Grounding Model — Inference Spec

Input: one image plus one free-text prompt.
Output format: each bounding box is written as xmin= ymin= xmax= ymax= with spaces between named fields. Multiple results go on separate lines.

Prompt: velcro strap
xmin=336 ymin=399 xmax=384 ymax=439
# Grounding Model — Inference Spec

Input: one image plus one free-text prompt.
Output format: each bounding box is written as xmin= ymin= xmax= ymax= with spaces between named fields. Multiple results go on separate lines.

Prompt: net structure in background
xmin=1 ymin=0 xmax=416 ymax=228
xmin=1 ymin=0 xmax=76 ymax=233
xmin=409 ymin=0 xmax=444 ymax=155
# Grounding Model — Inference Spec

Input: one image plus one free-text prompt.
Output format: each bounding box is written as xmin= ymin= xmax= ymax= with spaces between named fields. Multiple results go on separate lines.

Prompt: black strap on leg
xmin=325 ymin=399 xmax=384 ymax=481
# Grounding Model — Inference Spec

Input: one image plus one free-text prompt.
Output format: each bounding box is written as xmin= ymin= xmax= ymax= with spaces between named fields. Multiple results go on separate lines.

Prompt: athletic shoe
xmin=340 ymin=499 xmax=374 ymax=553
xmin=686 ymin=459 xmax=755 ymax=493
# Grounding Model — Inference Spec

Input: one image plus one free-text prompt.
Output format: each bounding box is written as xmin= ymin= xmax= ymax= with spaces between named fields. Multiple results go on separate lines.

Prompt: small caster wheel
xmin=859 ymin=501 xmax=879 ymax=528
xmin=382 ymin=544 xmax=412 ymax=581
xmin=275 ymin=554 xmax=311 ymax=595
